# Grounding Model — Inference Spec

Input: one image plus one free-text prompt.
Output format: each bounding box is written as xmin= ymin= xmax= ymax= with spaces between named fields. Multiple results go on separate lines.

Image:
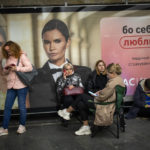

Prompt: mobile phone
xmin=10 ymin=64 xmax=15 ymax=67
xmin=63 ymin=69 xmax=66 ymax=73
xmin=4 ymin=64 xmax=15 ymax=70
xmin=88 ymin=91 xmax=98 ymax=97
xmin=5 ymin=66 xmax=11 ymax=70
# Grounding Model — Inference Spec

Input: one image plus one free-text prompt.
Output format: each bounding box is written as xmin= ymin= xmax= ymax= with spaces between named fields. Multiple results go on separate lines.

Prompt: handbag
xmin=15 ymin=58 xmax=38 ymax=86
xmin=63 ymin=87 xmax=84 ymax=96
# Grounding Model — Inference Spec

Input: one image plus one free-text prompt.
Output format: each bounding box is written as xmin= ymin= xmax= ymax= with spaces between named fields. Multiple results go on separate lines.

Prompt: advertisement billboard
xmin=0 ymin=5 xmax=150 ymax=111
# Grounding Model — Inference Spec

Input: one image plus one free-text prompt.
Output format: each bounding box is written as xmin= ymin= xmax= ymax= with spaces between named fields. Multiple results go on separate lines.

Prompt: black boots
xmin=60 ymin=118 xmax=69 ymax=127
xmin=91 ymin=125 xmax=100 ymax=137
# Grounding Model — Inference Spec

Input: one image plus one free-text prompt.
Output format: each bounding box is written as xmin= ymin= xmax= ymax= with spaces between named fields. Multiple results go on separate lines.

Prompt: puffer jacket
xmin=4 ymin=52 xmax=32 ymax=89
xmin=56 ymin=73 xmax=84 ymax=95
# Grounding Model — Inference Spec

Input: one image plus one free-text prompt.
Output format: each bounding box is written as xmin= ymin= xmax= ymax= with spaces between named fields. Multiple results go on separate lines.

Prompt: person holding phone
xmin=29 ymin=19 xmax=91 ymax=108
xmin=74 ymin=59 xmax=108 ymax=124
xmin=0 ymin=41 xmax=32 ymax=136
xmin=91 ymin=63 xmax=125 ymax=136
xmin=56 ymin=63 xmax=84 ymax=108
xmin=57 ymin=60 xmax=108 ymax=136
xmin=57 ymin=63 xmax=92 ymax=136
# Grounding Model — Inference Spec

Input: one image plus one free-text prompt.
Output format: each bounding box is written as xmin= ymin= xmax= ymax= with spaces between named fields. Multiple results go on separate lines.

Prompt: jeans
xmin=2 ymin=87 xmax=28 ymax=129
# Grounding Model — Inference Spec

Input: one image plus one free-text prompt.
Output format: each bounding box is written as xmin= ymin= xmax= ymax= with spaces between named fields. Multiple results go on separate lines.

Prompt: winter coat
xmin=87 ymin=70 xmax=108 ymax=93
xmin=94 ymin=76 xmax=125 ymax=126
xmin=56 ymin=73 xmax=84 ymax=95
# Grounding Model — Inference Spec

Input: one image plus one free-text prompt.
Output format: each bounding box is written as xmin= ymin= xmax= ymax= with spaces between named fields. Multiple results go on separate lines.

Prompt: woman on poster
xmin=29 ymin=19 xmax=91 ymax=109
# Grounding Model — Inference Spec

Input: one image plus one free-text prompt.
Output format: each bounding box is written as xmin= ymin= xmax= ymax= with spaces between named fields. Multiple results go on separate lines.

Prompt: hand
xmin=4 ymin=66 xmax=11 ymax=70
xmin=10 ymin=66 xmax=17 ymax=71
xmin=3 ymin=67 xmax=11 ymax=75
xmin=5 ymin=64 xmax=16 ymax=70
xmin=68 ymin=85 xmax=74 ymax=90
xmin=63 ymin=70 xmax=67 ymax=79
xmin=95 ymin=91 xmax=100 ymax=96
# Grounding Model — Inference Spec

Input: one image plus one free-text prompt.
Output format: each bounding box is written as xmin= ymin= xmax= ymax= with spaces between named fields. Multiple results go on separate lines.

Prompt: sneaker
xmin=75 ymin=125 xmax=91 ymax=136
xmin=17 ymin=125 xmax=26 ymax=134
xmin=0 ymin=127 xmax=8 ymax=136
xmin=58 ymin=109 xmax=70 ymax=120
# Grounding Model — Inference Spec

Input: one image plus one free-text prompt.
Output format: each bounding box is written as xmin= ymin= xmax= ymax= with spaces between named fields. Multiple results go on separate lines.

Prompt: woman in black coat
xmin=88 ymin=59 xmax=108 ymax=96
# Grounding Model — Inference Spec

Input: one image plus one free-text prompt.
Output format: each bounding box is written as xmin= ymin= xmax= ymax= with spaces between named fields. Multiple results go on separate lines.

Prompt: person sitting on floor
xmin=126 ymin=78 xmax=150 ymax=119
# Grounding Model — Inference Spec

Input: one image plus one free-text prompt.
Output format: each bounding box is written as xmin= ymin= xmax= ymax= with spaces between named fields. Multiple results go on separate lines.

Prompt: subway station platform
xmin=0 ymin=114 xmax=150 ymax=150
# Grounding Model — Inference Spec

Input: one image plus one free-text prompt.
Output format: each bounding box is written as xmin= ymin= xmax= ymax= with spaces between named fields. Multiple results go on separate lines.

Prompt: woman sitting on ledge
xmin=57 ymin=63 xmax=91 ymax=136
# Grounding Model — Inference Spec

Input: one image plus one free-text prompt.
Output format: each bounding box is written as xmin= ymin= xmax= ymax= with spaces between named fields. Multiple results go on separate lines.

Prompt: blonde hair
xmin=95 ymin=60 xmax=107 ymax=75
xmin=63 ymin=63 xmax=74 ymax=71
xmin=107 ymin=63 xmax=122 ymax=75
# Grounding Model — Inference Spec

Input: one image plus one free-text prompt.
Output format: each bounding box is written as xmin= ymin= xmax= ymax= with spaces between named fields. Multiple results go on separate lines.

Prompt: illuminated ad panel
xmin=0 ymin=5 xmax=150 ymax=110
xmin=101 ymin=17 xmax=150 ymax=95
